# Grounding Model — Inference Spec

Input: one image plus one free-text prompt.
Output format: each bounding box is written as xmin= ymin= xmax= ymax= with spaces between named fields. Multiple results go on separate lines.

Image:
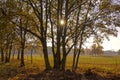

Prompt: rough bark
xmin=1 ymin=48 xmax=4 ymax=62
xmin=17 ymin=48 xmax=20 ymax=60
xmin=41 ymin=38 xmax=51 ymax=70
xmin=20 ymin=44 xmax=25 ymax=67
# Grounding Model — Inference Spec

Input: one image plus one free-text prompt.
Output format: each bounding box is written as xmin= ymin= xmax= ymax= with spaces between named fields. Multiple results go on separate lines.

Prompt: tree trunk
xmin=61 ymin=55 xmax=67 ymax=70
xmin=30 ymin=48 xmax=33 ymax=64
xmin=20 ymin=42 xmax=25 ymax=67
xmin=1 ymin=48 xmax=4 ymax=62
xmin=53 ymin=54 xmax=58 ymax=69
xmin=20 ymin=45 xmax=25 ymax=67
xmin=42 ymin=39 xmax=51 ymax=70
xmin=17 ymin=49 xmax=20 ymax=60
xmin=5 ymin=51 xmax=9 ymax=63
xmin=72 ymin=46 xmax=77 ymax=71
xmin=61 ymin=39 xmax=67 ymax=70
xmin=53 ymin=0 xmax=61 ymax=70
xmin=8 ymin=43 xmax=12 ymax=62
xmin=12 ymin=48 xmax=15 ymax=60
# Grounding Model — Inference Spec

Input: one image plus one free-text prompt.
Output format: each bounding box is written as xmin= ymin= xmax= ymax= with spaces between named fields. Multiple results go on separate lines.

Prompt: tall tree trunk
xmin=54 ymin=0 xmax=61 ymax=70
xmin=12 ymin=48 xmax=15 ymax=60
xmin=61 ymin=0 xmax=68 ymax=70
xmin=61 ymin=36 xmax=67 ymax=70
xmin=72 ymin=45 xmax=77 ymax=71
xmin=1 ymin=48 xmax=4 ymax=62
xmin=30 ymin=48 xmax=33 ymax=64
xmin=41 ymin=39 xmax=51 ymax=70
xmin=20 ymin=44 xmax=25 ymax=67
xmin=5 ymin=51 xmax=9 ymax=63
xmin=61 ymin=55 xmax=67 ymax=70
xmin=17 ymin=49 xmax=20 ymax=60
xmin=8 ymin=42 xmax=12 ymax=62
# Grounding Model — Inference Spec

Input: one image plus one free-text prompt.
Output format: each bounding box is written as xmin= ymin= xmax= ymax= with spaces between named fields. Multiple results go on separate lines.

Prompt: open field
xmin=25 ymin=55 xmax=120 ymax=73
xmin=0 ymin=55 xmax=120 ymax=79
xmin=66 ymin=56 xmax=120 ymax=73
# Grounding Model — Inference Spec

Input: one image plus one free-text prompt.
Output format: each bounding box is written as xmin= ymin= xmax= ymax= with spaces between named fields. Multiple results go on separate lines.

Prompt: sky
xmin=83 ymin=28 xmax=120 ymax=51
xmin=102 ymin=28 xmax=120 ymax=51
xmin=47 ymin=28 xmax=120 ymax=51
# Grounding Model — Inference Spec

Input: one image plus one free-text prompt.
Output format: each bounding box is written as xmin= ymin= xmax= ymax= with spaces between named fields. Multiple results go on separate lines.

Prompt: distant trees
xmin=90 ymin=44 xmax=103 ymax=56
xmin=118 ymin=49 xmax=120 ymax=55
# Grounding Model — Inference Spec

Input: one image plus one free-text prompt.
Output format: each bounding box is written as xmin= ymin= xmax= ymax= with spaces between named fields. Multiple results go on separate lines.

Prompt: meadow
xmin=31 ymin=55 xmax=120 ymax=73
xmin=0 ymin=55 xmax=120 ymax=79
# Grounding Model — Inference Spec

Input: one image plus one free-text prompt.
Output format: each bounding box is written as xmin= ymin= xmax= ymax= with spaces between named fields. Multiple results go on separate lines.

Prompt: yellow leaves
xmin=111 ymin=5 xmax=120 ymax=11
xmin=99 ymin=0 xmax=111 ymax=10
xmin=99 ymin=0 xmax=120 ymax=12
xmin=19 ymin=11 xmax=28 ymax=16
xmin=96 ymin=22 xmax=105 ymax=28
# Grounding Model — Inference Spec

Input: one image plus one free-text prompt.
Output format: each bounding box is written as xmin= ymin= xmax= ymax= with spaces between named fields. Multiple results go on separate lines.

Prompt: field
xmin=0 ymin=55 xmax=120 ymax=79
xmin=67 ymin=56 xmax=120 ymax=73
xmin=32 ymin=55 xmax=120 ymax=73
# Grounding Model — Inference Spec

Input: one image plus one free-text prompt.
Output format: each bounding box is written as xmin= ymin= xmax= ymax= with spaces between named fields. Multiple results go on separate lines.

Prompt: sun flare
xmin=60 ymin=19 xmax=65 ymax=25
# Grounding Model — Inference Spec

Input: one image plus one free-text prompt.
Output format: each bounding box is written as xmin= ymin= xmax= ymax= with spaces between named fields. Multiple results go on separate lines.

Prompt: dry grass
xmin=0 ymin=55 xmax=120 ymax=79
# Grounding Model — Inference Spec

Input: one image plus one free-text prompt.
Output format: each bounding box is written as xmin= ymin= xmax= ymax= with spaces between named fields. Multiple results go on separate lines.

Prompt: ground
xmin=0 ymin=56 xmax=120 ymax=80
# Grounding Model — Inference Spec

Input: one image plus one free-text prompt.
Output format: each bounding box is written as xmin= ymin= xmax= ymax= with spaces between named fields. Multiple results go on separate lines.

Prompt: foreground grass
xmin=0 ymin=55 xmax=120 ymax=79
xmin=0 ymin=60 xmax=41 ymax=80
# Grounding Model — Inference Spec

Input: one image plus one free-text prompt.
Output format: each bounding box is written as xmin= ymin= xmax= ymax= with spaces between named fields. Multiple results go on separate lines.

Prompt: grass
xmin=0 ymin=55 xmax=120 ymax=79
xmin=24 ymin=55 xmax=120 ymax=73
xmin=66 ymin=56 xmax=120 ymax=73
xmin=0 ymin=59 xmax=41 ymax=80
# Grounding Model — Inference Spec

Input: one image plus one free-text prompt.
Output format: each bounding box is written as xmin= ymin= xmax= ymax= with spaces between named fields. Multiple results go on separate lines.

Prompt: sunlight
xmin=60 ymin=19 xmax=65 ymax=25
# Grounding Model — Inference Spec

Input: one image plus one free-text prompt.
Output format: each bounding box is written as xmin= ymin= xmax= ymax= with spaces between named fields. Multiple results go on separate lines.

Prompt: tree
xmin=0 ymin=0 xmax=17 ymax=62
xmin=22 ymin=0 xmax=51 ymax=70
xmin=118 ymin=49 xmax=120 ymax=55
xmin=91 ymin=44 xmax=103 ymax=56
xmin=91 ymin=44 xmax=97 ymax=56
xmin=14 ymin=1 xmax=32 ymax=66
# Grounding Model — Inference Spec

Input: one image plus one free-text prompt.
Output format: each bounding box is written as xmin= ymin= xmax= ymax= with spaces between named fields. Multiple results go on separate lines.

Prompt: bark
xmin=49 ymin=0 xmax=55 ymax=69
xmin=8 ymin=42 xmax=13 ymax=62
xmin=61 ymin=0 xmax=69 ymax=70
xmin=61 ymin=55 xmax=67 ymax=70
xmin=5 ymin=51 xmax=9 ymax=63
xmin=12 ymin=47 xmax=15 ymax=60
xmin=20 ymin=37 xmax=25 ymax=66
xmin=54 ymin=0 xmax=61 ymax=69
xmin=30 ymin=47 xmax=33 ymax=64
xmin=20 ymin=44 xmax=25 ymax=67
xmin=72 ymin=45 xmax=77 ymax=71
xmin=17 ymin=49 xmax=20 ymax=60
xmin=1 ymin=48 xmax=4 ymax=62
xmin=74 ymin=32 xmax=84 ymax=70
xmin=41 ymin=39 xmax=51 ymax=70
